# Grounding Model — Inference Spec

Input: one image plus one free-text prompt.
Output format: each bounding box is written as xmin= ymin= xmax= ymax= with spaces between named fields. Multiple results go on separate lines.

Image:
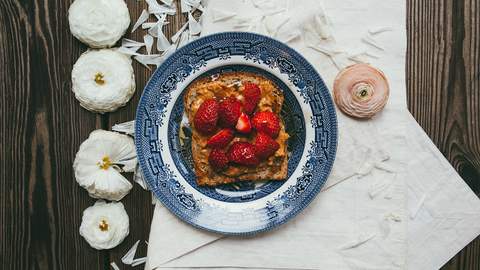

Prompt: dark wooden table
xmin=1 ymin=0 xmax=479 ymax=269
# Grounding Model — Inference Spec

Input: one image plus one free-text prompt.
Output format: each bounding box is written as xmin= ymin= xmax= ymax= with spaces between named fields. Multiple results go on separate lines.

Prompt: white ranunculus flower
xmin=72 ymin=49 xmax=135 ymax=113
xmin=74 ymin=130 xmax=136 ymax=201
xmin=80 ymin=200 xmax=129 ymax=250
xmin=68 ymin=0 xmax=130 ymax=48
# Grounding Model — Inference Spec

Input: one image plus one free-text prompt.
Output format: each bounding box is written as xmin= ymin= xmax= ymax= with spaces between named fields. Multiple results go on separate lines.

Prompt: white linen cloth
xmin=145 ymin=0 xmax=480 ymax=269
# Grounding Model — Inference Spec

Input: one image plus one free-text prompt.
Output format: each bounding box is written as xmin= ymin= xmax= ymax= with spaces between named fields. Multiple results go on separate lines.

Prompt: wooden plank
xmin=0 ymin=0 xmax=108 ymax=269
xmin=407 ymin=0 xmax=480 ymax=269
xmin=106 ymin=1 xmax=187 ymax=268
xmin=1 ymin=0 xmax=478 ymax=269
xmin=442 ymin=239 xmax=480 ymax=270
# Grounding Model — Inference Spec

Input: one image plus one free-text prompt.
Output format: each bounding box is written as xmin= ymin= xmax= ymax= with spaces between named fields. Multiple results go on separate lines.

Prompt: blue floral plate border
xmin=135 ymin=32 xmax=338 ymax=235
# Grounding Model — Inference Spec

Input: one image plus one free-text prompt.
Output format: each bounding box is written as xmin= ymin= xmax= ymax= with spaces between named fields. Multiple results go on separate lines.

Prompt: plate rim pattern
xmin=135 ymin=32 xmax=338 ymax=235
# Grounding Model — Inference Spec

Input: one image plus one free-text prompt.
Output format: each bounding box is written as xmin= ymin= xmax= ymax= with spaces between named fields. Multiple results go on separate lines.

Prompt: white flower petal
xmin=362 ymin=34 xmax=385 ymax=51
xmin=79 ymin=200 xmax=129 ymax=250
xmin=162 ymin=43 xmax=177 ymax=58
xmin=307 ymin=44 xmax=343 ymax=56
xmin=347 ymin=50 xmax=380 ymax=64
xmin=147 ymin=14 xmax=166 ymax=37
xmin=117 ymin=46 xmax=142 ymax=56
xmin=133 ymin=163 xmax=149 ymax=190
xmin=189 ymin=33 xmax=199 ymax=42
xmin=87 ymin=169 xmax=132 ymax=201
xmin=131 ymin=9 xmax=150 ymax=33
xmin=348 ymin=54 xmax=368 ymax=64
xmin=196 ymin=4 xmax=205 ymax=12
xmin=160 ymin=0 xmax=173 ymax=6
xmin=185 ymin=0 xmax=202 ymax=8
xmin=143 ymin=34 xmax=154 ymax=54
xmin=87 ymin=130 xmax=137 ymax=172
xmin=313 ymin=12 xmax=332 ymax=40
xmin=368 ymin=26 xmax=393 ymax=35
xmin=74 ymin=130 xmax=135 ymax=200
xmin=188 ymin=12 xmax=202 ymax=35
xmin=142 ymin=22 xmax=155 ymax=29
xmin=112 ymin=120 xmax=135 ymax=135
xmin=177 ymin=30 xmax=191 ymax=48
xmin=157 ymin=27 xmax=171 ymax=51
xmin=171 ymin=22 xmax=188 ymax=43
xmin=180 ymin=0 xmax=192 ymax=13
xmin=134 ymin=54 xmax=165 ymax=68
xmin=121 ymin=38 xmax=145 ymax=48
xmin=116 ymin=156 xmax=137 ymax=173
xmin=110 ymin=262 xmax=120 ymax=270
xmin=68 ymin=0 xmax=130 ymax=48
xmin=146 ymin=0 xmax=176 ymax=15
xmin=73 ymin=163 xmax=99 ymax=189
xmin=147 ymin=23 xmax=160 ymax=37
xmin=251 ymin=0 xmax=275 ymax=10
xmin=71 ymin=49 xmax=135 ymax=113
xmin=132 ymin=257 xmax=147 ymax=267
xmin=153 ymin=12 xmax=166 ymax=21
xmin=121 ymin=240 xmax=140 ymax=265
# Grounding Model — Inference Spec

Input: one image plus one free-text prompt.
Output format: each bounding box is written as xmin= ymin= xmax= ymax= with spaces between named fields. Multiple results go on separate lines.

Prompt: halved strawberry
xmin=254 ymin=132 xmax=280 ymax=160
xmin=235 ymin=112 xmax=252 ymax=134
xmin=208 ymin=149 xmax=229 ymax=170
xmin=207 ymin=128 xmax=234 ymax=148
xmin=194 ymin=99 xmax=219 ymax=135
xmin=218 ymin=97 xmax=242 ymax=127
xmin=227 ymin=142 xmax=260 ymax=167
xmin=252 ymin=111 xmax=280 ymax=138
xmin=243 ymin=82 xmax=261 ymax=115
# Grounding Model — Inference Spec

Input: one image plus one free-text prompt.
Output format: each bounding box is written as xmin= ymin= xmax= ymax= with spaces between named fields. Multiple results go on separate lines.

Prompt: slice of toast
xmin=183 ymin=71 xmax=289 ymax=186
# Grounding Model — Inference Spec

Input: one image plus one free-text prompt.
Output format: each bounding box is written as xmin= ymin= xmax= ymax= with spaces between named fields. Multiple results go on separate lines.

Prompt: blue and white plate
xmin=135 ymin=32 xmax=338 ymax=235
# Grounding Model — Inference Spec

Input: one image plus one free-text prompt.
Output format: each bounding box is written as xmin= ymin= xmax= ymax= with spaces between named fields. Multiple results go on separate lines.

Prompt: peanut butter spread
xmin=184 ymin=72 xmax=289 ymax=186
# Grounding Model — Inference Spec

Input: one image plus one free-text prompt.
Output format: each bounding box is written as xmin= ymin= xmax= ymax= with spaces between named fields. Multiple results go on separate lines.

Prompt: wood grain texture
xmin=1 ymin=0 xmax=479 ymax=269
xmin=0 ymin=0 xmax=107 ymax=269
xmin=407 ymin=0 xmax=480 ymax=269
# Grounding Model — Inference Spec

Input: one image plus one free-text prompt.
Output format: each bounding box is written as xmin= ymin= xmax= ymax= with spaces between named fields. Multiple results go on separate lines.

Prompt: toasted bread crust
xmin=184 ymin=72 xmax=289 ymax=186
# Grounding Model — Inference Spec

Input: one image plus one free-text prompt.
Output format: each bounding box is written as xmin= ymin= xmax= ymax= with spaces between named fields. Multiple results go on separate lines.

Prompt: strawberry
xmin=243 ymin=82 xmax=261 ymax=115
xmin=208 ymin=149 xmax=229 ymax=170
xmin=207 ymin=128 xmax=234 ymax=148
xmin=194 ymin=99 xmax=219 ymax=135
xmin=252 ymin=111 xmax=281 ymax=138
xmin=235 ymin=112 xmax=252 ymax=134
xmin=254 ymin=132 xmax=280 ymax=160
xmin=218 ymin=97 xmax=242 ymax=127
xmin=227 ymin=142 xmax=260 ymax=167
